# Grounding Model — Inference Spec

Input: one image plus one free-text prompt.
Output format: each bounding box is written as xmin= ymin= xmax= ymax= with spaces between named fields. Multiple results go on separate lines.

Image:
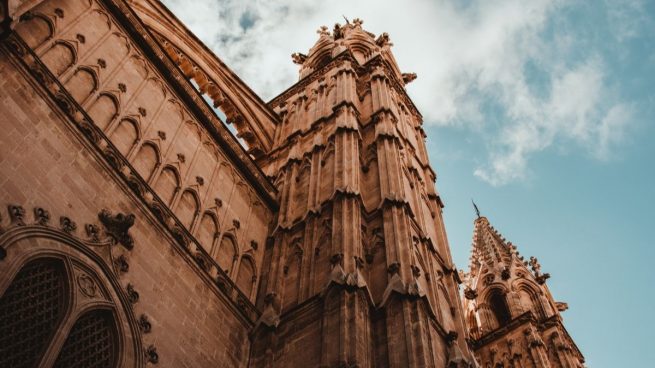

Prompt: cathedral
xmin=0 ymin=0 xmax=584 ymax=367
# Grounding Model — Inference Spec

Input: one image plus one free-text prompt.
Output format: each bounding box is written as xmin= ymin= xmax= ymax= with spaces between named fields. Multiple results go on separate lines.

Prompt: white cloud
xmin=160 ymin=0 xmax=634 ymax=186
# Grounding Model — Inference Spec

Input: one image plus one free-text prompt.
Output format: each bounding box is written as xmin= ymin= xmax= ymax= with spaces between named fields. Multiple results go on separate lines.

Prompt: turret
xmin=462 ymin=209 xmax=585 ymax=367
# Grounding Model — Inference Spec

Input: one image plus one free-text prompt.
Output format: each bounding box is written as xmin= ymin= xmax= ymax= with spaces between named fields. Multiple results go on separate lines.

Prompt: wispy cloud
xmin=161 ymin=0 xmax=636 ymax=186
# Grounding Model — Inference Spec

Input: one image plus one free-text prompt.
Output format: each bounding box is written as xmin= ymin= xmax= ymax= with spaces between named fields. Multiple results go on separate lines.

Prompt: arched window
xmin=53 ymin=309 xmax=119 ymax=368
xmin=489 ymin=290 xmax=512 ymax=327
xmin=0 ymin=258 xmax=67 ymax=368
xmin=0 ymin=256 xmax=123 ymax=368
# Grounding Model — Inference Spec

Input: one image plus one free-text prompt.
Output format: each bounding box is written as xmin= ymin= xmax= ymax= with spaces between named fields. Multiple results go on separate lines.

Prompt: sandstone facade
xmin=0 ymin=0 xmax=583 ymax=367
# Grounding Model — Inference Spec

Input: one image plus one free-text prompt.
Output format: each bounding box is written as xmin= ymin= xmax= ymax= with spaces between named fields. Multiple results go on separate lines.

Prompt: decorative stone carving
xmin=126 ymin=283 xmax=139 ymax=304
xmin=387 ymin=262 xmax=400 ymax=275
xmin=250 ymin=240 xmax=258 ymax=251
xmin=501 ymin=267 xmax=511 ymax=280
xmin=195 ymin=176 xmax=204 ymax=186
xmin=232 ymin=219 xmax=240 ymax=229
xmin=85 ymin=223 xmax=100 ymax=241
xmin=139 ymin=314 xmax=152 ymax=333
xmin=464 ymin=287 xmax=478 ymax=300
xmin=33 ymin=207 xmax=50 ymax=225
xmin=97 ymin=58 xmax=107 ymax=68
xmin=54 ymin=8 xmax=64 ymax=18
xmin=375 ymin=32 xmax=392 ymax=47
xmin=76 ymin=34 xmax=85 ymax=43
xmin=98 ymin=209 xmax=135 ymax=250
xmin=177 ymin=153 xmax=185 ymax=163
xmin=138 ymin=107 xmax=147 ymax=117
xmin=114 ymin=254 xmax=129 ymax=273
xmin=8 ymin=204 xmax=25 ymax=225
xmin=291 ymin=52 xmax=307 ymax=65
xmin=145 ymin=345 xmax=158 ymax=364
xmin=60 ymin=216 xmax=77 ymax=233
xmin=118 ymin=83 xmax=127 ymax=93
xmin=402 ymin=73 xmax=417 ymax=84
xmin=77 ymin=273 xmax=97 ymax=298
xmin=214 ymin=198 xmax=223 ymax=208
xmin=157 ymin=130 xmax=166 ymax=140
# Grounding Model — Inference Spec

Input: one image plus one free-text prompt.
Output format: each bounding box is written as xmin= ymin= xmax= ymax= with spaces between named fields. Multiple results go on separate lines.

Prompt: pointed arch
xmin=175 ymin=189 xmax=200 ymax=230
xmin=132 ymin=142 xmax=160 ymax=182
xmin=88 ymin=92 xmax=119 ymax=130
xmin=195 ymin=211 xmax=219 ymax=253
xmin=65 ymin=66 xmax=98 ymax=103
xmin=488 ymin=288 xmax=511 ymax=327
xmin=154 ymin=165 xmax=180 ymax=205
xmin=236 ymin=254 xmax=256 ymax=299
xmin=110 ymin=118 xmax=139 ymax=156
xmin=14 ymin=13 xmax=54 ymax=48
xmin=41 ymin=41 xmax=76 ymax=77
xmin=282 ymin=239 xmax=303 ymax=310
xmin=216 ymin=233 xmax=238 ymax=275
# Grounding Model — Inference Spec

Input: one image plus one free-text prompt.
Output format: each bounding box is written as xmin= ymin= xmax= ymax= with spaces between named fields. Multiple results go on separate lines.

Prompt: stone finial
xmin=317 ymin=25 xmax=330 ymax=36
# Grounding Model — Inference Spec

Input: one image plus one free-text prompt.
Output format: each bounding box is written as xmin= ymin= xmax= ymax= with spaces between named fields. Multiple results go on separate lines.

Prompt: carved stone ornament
xmin=139 ymin=314 xmax=152 ymax=333
xmin=145 ymin=345 xmax=158 ymax=364
xmin=85 ymin=223 xmax=100 ymax=241
xmin=214 ymin=198 xmax=223 ymax=208
xmin=464 ymin=287 xmax=478 ymax=300
xmin=232 ymin=219 xmax=240 ymax=229
xmin=76 ymin=33 xmax=86 ymax=43
xmin=118 ymin=83 xmax=127 ymax=93
xmin=291 ymin=52 xmax=307 ymax=65
xmin=138 ymin=107 xmax=147 ymax=117
xmin=114 ymin=254 xmax=129 ymax=273
xmin=54 ymin=8 xmax=64 ymax=17
xmin=126 ymin=283 xmax=139 ymax=304
xmin=250 ymin=240 xmax=258 ymax=251
xmin=77 ymin=273 xmax=97 ymax=298
xmin=177 ymin=153 xmax=185 ymax=163
xmin=195 ymin=176 xmax=204 ymax=186
xmin=98 ymin=209 xmax=135 ymax=250
xmin=157 ymin=130 xmax=166 ymax=140
xmin=97 ymin=58 xmax=107 ymax=68
xmin=387 ymin=262 xmax=400 ymax=275
xmin=8 ymin=204 xmax=25 ymax=225
xmin=34 ymin=207 xmax=50 ymax=226
xmin=60 ymin=216 xmax=77 ymax=233
xmin=501 ymin=267 xmax=511 ymax=280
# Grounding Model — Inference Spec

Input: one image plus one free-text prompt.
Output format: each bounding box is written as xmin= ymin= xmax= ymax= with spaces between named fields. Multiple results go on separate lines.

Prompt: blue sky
xmin=163 ymin=0 xmax=654 ymax=365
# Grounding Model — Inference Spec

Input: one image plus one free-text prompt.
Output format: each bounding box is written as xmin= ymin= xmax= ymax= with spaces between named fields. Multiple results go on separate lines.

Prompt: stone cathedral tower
xmin=462 ymin=214 xmax=585 ymax=367
xmin=250 ymin=20 xmax=476 ymax=367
